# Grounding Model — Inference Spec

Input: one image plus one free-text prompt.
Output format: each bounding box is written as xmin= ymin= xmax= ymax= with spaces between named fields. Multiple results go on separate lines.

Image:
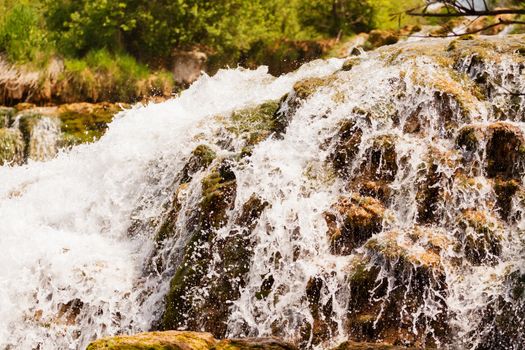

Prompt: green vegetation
xmin=0 ymin=0 xmax=437 ymax=103
xmin=0 ymin=0 xmax=424 ymax=66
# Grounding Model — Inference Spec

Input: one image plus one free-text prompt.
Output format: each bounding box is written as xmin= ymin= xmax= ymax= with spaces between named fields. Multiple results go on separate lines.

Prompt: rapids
xmin=1 ymin=36 xmax=525 ymax=350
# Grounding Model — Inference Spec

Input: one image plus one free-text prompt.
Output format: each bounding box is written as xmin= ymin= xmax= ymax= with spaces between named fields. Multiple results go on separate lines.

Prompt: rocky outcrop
xmin=86 ymin=331 xmax=217 ymax=350
xmin=0 ymin=102 xmax=124 ymax=165
xmin=324 ymin=195 xmax=385 ymax=255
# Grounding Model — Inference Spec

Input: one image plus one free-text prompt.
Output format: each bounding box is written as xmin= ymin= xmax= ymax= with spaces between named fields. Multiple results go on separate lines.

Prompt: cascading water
xmin=1 ymin=35 xmax=525 ymax=350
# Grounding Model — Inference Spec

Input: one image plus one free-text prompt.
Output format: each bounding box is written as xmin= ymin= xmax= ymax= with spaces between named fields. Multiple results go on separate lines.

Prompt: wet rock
xmin=346 ymin=228 xmax=448 ymax=347
xmin=162 ymin=160 xmax=237 ymax=335
xmin=227 ymin=100 xmax=284 ymax=148
xmin=365 ymin=30 xmax=399 ymax=50
xmin=303 ymin=276 xmax=338 ymax=346
xmin=57 ymin=102 xmax=123 ymax=145
xmin=342 ymin=57 xmax=362 ymax=72
xmin=286 ymin=75 xmax=337 ymax=114
xmin=485 ymin=122 xmax=525 ymax=179
xmin=324 ymin=194 xmax=385 ymax=255
xmin=180 ymin=145 xmax=217 ymax=184
xmin=86 ymin=331 xmax=217 ymax=350
xmin=362 ymin=135 xmax=398 ymax=182
xmin=331 ymin=340 xmax=417 ymax=350
xmin=0 ymin=128 xmax=24 ymax=165
xmin=330 ymin=120 xmax=363 ymax=178
xmin=0 ymin=107 xmax=14 ymax=127
xmin=456 ymin=209 xmax=503 ymax=265
xmin=415 ymin=149 xmax=455 ymax=225
xmin=492 ymin=177 xmax=520 ymax=221
xmin=473 ymin=271 xmax=525 ymax=350
xmin=16 ymin=112 xmax=61 ymax=161
xmin=212 ymin=337 xmax=297 ymax=350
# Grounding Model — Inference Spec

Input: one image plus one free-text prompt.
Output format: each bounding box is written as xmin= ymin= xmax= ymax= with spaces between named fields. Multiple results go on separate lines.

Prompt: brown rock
xmin=325 ymin=195 xmax=385 ymax=255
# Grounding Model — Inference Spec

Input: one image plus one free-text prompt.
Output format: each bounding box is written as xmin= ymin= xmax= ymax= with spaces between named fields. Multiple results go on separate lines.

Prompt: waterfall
xmin=1 ymin=36 xmax=525 ymax=350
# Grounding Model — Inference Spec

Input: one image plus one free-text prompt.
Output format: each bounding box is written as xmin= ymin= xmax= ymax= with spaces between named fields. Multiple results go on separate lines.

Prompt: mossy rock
xmin=0 ymin=107 xmax=15 ymax=128
xmin=485 ymin=122 xmax=525 ymax=179
xmin=180 ymin=145 xmax=217 ymax=184
xmin=162 ymin=161 xmax=237 ymax=334
xmin=16 ymin=113 xmax=61 ymax=161
xmin=329 ymin=120 xmax=363 ymax=178
xmin=365 ymin=30 xmax=399 ymax=50
xmin=212 ymin=338 xmax=297 ymax=350
xmin=456 ymin=209 xmax=503 ymax=265
xmin=324 ymin=194 xmax=385 ymax=255
xmin=57 ymin=102 xmax=122 ymax=145
xmin=0 ymin=128 xmax=25 ymax=166
xmin=345 ymin=229 xmax=449 ymax=346
xmin=362 ymin=135 xmax=398 ymax=182
xmin=162 ymin=164 xmax=271 ymax=338
xmin=331 ymin=341 xmax=417 ymax=350
xmin=492 ymin=177 xmax=520 ymax=221
xmin=86 ymin=331 xmax=217 ymax=350
xmin=473 ymin=270 xmax=525 ymax=349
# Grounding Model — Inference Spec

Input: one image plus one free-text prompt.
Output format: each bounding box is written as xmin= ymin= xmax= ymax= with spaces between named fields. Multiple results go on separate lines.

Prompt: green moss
xmin=86 ymin=331 xmax=217 ymax=350
xmin=180 ymin=145 xmax=217 ymax=184
xmin=228 ymin=100 xmax=282 ymax=140
xmin=0 ymin=107 xmax=15 ymax=128
xmin=0 ymin=128 xmax=25 ymax=165
xmin=58 ymin=103 xmax=122 ymax=145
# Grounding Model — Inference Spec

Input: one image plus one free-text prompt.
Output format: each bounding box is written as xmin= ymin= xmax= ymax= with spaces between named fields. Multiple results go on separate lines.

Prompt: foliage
xmin=0 ymin=2 xmax=50 ymax=62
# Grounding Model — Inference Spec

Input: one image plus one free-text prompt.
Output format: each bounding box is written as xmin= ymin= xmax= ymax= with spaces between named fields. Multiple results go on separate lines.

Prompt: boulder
xmin=0 ymin=107 xmax=15 ymax=127
xmin=16 ymin=112 xmax=61 ymax=161
xmin=180 ymin=145 xmax=217 ymax=184
xmin=455 ymin=209 xmax=503 ymax=265
xmin=330 ymin=120 xmax=363 ymax=178
xmin=86 ymin=331 xmax=217 ymax=350
xmin=346 ymin=228 xmax=449 ymax=347
xmin=331 ymin=341 xmax=417 ymax=350
xmin=212 ymin=337 xmax=297 ymax=350
xmin=324 ymin=195 xmax=385 ymax=255
xmin=172 ymin=49 xmax=207 ymax=86
xmin=0 ymin=128 xmax=24 ymax=165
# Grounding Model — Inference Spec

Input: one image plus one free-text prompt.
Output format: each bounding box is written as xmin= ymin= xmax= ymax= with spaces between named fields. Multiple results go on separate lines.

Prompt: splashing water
xmin=1 ymin=36 xmax=525 ymax=350
xmin=0 ymin=61 xmax=342 ymax=349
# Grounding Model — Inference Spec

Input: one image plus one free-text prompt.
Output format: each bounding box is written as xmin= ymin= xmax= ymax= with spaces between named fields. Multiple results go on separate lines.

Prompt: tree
xmin=406 ymin=0 xmax=525 ymax=35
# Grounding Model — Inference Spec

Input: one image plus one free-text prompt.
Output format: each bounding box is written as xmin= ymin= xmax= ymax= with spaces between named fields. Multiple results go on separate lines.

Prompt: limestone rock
xmin=0 ymin=128 xmax=24 ymax=165
xmin=212 ymin=337 xmax=297 ymax=350
xmin=86 ymin=331 xmax=217 ymax=350
xmin=346 ymin=228 xmax=449 ymax=347
xmin=324 ymin=195 xmax=385 ymax=255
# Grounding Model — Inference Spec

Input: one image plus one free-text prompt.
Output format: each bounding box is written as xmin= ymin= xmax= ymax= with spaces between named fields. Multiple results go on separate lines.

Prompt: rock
xmin=162 ymin=166 xmax=269 ymax=338
xmin=172 ymin=49 xmax=207 ymax=86
xmin=16 ymin=112 xmax=61 ymax=161
xmin=365 ymin=30 xmax=399 ymax=50
xmin=493 ymin=177 xmax=521 ymax=221
xmin=324 ymin=194 xmax=385 ymax=255
xmin=0 ymin=107 xmax=15 ymax=127
xmin=331 ymin=340 xmax=417 ymax=350
xmin=57 ymin=102 xmax=123 ymax=145
xmin=346 ymin=228 xmax=449 ymax=347
xmin=212 ymin=337 xmax=297 ymax=350
xmin=362 ymin=135 xmax=398 ymax=182
xmin=180 ymin=145 xmax=217 ymax=184
xmin=330 ymin=120 xmax=363 ymax=178
xmin=456 ymin=209 xmax=503 ymax=265
xmin=86 ymin=331 xmax=217 ymax=350
xmin=286 ymin=76 xmax=337 ymax=115
xmin=0 ymin=128 xmax=24 ymax=165
xmin=227 ymin=100 xmax=284 ymax=147
xmin=457 ymin=122 xmax=525 ymax=180
xmin=473 ymin=271 xmax=525 ymax=350
xmin=161 ymin=160 xmax=238 ymax=335
xmin=485 ymin=122 xmax=525 ymax=179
